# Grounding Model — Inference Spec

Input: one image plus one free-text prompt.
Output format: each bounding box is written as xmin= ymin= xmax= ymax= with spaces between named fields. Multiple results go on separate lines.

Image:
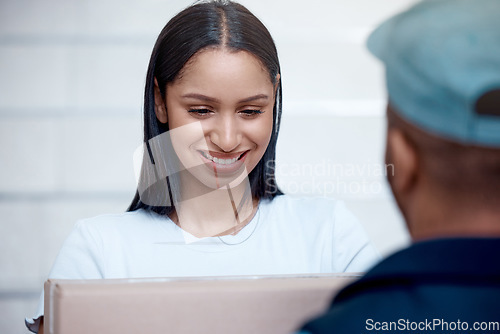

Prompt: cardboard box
xmin=44 ymin=274 xmax=359 ymax=334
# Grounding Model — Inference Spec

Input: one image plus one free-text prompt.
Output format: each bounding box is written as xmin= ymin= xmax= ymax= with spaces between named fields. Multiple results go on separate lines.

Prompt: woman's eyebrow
xmin=238 ymin=94 xmax=269 ymax=103
xmin=181 ymin=93 xmax=220 ymax=103
xmin=181 ymin=93 xmax=269 ymax=104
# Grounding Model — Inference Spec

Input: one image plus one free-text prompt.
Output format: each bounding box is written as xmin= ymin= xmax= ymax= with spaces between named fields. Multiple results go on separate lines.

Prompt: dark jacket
xmin=302 ymin=238 xmax=500 ymax=333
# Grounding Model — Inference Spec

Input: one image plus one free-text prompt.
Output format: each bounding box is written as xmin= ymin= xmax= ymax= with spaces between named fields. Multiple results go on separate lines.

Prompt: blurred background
xmin=0 ymin=0 xmax=419 ymax=332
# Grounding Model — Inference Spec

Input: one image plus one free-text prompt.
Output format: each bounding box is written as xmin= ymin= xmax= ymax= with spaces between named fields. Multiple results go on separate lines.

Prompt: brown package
xmin=44 ymin=273 xmax=358 ymax=334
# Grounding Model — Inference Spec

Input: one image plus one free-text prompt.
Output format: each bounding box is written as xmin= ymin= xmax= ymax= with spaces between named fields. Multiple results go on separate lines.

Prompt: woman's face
xmin=155 ymin=48 xmax=276 ymax=189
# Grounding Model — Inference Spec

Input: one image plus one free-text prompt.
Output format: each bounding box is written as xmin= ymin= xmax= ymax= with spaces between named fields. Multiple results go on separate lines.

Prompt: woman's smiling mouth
xmin=198 ymin=150 xmax=249 ymax=172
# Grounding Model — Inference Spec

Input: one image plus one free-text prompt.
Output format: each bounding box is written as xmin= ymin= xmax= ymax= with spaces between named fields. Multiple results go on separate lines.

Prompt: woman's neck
xmin=169 ymin=171 xmax=258 ymax=237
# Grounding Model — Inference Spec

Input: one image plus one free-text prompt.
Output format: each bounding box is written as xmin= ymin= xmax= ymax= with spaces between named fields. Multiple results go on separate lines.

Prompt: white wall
xmin=0 ymin=0 xmax=418 ymax=332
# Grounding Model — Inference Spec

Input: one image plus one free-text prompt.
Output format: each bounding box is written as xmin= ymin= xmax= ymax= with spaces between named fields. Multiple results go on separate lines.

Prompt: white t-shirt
xmin=26 ymin=195 xmax=379 ymax=332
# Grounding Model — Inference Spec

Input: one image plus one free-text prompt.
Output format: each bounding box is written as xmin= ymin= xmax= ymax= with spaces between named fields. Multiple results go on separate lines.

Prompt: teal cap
xmin=367 ymin=0 xmax=500 ymax=147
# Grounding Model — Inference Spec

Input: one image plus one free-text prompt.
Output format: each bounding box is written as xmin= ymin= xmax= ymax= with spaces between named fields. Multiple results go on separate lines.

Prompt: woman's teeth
xmin=201 ymin=151 xmax=240 ymax=165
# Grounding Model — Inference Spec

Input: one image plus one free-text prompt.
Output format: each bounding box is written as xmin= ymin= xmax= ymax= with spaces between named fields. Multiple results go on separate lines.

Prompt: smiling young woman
xmin=26 ymin=1 xmax=379 ymax=333
xmin=152 ymin=48 xmax=277 ymax=237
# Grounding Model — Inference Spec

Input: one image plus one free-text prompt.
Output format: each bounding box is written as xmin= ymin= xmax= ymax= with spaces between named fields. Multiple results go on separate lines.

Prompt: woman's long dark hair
xmin=128 ymin=0 xmax=283 ymax=215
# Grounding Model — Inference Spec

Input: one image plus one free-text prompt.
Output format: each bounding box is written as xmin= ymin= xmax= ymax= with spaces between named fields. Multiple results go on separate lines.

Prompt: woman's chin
xmin=196 ymin=164 xmax=250 ymax=190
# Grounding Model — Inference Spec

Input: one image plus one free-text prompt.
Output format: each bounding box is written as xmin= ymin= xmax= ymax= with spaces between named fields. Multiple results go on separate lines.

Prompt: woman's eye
xmin=188 ymin=108 xmax=213 ymax=117
xmin=239 ymin=109 xmax=264 ymax=117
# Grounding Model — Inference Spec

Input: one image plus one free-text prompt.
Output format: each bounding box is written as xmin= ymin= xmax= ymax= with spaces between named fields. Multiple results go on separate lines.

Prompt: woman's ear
xmin=274 ymin=73 xmax=280 ymax=96
xmin=154 ymin=78 xmax=168 ymax=124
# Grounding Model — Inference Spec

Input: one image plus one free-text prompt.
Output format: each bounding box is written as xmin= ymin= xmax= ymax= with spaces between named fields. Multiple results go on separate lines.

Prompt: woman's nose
xmin=209 ymin=115 xmax=241 ymax=152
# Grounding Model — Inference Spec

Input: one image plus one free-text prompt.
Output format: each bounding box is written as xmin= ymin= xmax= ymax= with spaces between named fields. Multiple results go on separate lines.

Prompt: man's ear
xmin=386 ymin=128 xmax=418 ymax=196
xmin=154 ymin=78 xmax=168 ymax=124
